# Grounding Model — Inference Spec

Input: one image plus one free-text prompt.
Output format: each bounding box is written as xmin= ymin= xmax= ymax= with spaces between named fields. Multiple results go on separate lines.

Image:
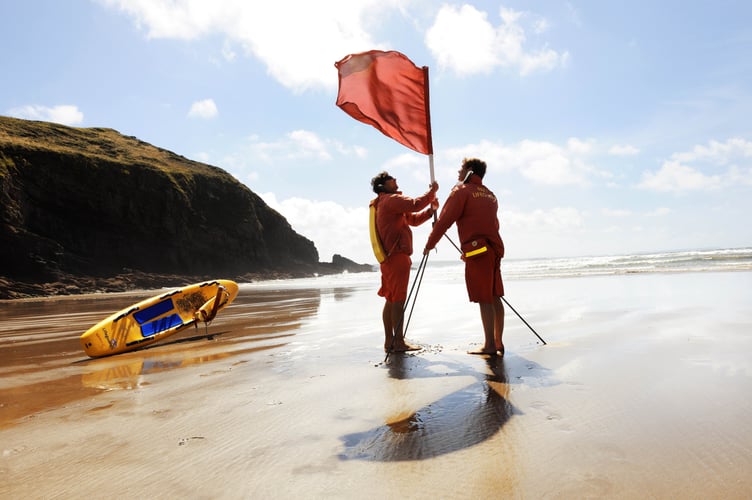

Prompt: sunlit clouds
xmin=425 ymin=5 xmax=569 ymax=76
xmin=640 ymin=138 xmax=752 ymax=192
xmin=7 ymin=105 xmax=84 ymax=126
xmin=97 ymin=0 xmax=394 ymax=92
xmin=188 ymin=99 xmax=218 ymax=119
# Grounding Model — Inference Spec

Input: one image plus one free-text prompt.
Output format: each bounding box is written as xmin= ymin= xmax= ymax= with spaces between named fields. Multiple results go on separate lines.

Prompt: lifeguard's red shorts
xmin=378 ymin=253 xmax=411 ymax=303
xmin=464 ymin=250 xmax=504 ymax=303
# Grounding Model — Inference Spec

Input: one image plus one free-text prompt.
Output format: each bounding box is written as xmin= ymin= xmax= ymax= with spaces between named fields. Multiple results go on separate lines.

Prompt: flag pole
xmin=429 ymin=154 xmax=435 ymax=183
xmin=423 ymin=65 xmax=435 ymax=183
xmin=422 ymin=65 xmax=439 ymax=226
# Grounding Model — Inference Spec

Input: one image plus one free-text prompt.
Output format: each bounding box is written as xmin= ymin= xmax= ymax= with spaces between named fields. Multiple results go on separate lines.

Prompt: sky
xmin=2 ymin=0 xmax=751 ymax=264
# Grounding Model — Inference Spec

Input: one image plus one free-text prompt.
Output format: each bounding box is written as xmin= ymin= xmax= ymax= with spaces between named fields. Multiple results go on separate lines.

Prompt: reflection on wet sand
xmin=0 ymin=286 xmax=322 ymax=428
xmin=339 ymin=356 xmax=520 ymax=461
xmin=79 ymin=343 xmax=286 ymax=391
xmin=0 ymin=374 xmax=104 ymax=430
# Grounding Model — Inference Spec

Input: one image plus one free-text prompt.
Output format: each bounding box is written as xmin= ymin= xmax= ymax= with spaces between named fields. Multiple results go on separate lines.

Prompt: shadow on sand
xmin=339 ymin=354 xmax=554 ymax=462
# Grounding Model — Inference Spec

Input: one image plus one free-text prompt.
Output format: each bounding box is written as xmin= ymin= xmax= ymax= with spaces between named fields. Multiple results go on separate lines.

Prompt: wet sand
xmin=1 ymin=270 xmax=751 ymax=498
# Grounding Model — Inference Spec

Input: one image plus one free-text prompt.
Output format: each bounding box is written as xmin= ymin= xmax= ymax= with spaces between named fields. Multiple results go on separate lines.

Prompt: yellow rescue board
xmin=80 ymin=279 xmax=239 ymax=358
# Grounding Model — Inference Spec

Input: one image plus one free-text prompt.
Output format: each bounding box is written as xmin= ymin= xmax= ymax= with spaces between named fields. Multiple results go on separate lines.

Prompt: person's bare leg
xmin=493 ymin=297 xmax=505 ymax=354
xmin=382 ymin=301 xmax=393 ymax=351
xmin=469 ymin=302 xmax=497 ymax=354
xmin=392 ymin=301 xmax=404 ymax=338
xmin=390 ymin=301 xmax=420 ymax=351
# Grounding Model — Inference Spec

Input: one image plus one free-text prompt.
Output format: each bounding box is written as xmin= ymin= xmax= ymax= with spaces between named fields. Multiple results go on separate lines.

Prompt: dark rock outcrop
xmin=321 ymin=254 xmax=375 ymax=274
xmin=0 ymin=116 xmax=370 ymax=299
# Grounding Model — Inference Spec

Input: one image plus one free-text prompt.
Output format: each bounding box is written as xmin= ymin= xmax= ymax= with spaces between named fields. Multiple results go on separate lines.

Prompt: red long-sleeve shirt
xmin=371 ymin=189 xmax=434 ymax=257
xmin=425 ymin=176 xmax=504 ymax=256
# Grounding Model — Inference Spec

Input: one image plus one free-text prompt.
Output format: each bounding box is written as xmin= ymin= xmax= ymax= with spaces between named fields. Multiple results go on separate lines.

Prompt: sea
xmin=248 ymin=247 xmax=752 ymax=290
xmin=499 ymin=246 xmax=752 ymax=280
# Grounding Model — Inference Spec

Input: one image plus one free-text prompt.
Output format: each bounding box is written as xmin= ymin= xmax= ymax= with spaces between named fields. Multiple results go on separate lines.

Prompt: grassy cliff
xmin=0 ymin=116 xmax=363 ymax=298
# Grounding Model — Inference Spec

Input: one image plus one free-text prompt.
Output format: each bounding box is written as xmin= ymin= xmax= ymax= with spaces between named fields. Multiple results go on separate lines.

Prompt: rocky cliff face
xmin=0 ymin=117 xmax=369 ymax=298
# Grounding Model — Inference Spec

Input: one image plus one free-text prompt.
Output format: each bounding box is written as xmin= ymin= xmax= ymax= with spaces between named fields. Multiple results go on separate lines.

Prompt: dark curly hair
xmin=370 ymin=171 xmax=394 ymax=193
xmin=462 ymin=158 xmax=487 ymax=179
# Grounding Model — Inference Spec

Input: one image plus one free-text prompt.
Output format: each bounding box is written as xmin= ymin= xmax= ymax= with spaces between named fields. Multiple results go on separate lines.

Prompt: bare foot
xmin=391 ymin=342 xmax=421 ymax=352
xmin=468 ymin=347 xmax=498 ymax=356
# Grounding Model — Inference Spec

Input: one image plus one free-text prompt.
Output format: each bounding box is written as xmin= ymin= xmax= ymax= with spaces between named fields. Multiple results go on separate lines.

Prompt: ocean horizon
xmin=248 ymin=246 xmax=752 ymax=290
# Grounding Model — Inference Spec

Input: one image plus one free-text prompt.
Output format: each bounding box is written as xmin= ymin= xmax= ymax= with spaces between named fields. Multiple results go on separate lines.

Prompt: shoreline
xmin=3 ymin=246 xmax=749 ymax=301
xmin=0 ymin=259 xmax=375 ymax=300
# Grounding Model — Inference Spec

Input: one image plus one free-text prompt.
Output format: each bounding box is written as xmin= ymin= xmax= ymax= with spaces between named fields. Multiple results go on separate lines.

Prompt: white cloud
xmin=532 ymin=18 xmax=550 ymax=35
xmin=639 ymin=137 xmax=752 ymax=192
xmin=443 ymin=138 xmax=599 ymax=186
xmin=7 ymin=104 xmax=84 ymax=125
xmin=97 ymin=0 xmax=225 ymax=39
xmin=260 ymin=191 xmax=594 ymax=264
xmin=425 ymin=5 xmax=498 ymax=75
xmin=249 ymin=129 xmax=332 ymax=162
xmin=525 ymin=149 xmax=580 ymax=184
xmin=425 ymin=4 xmax=568 ymax=76
xmin=100 ymin=1 xmax=567 ymax=89
xmin=288 ymin=130 xmax=331 ymax=160
xmin=98 ymin=0 xmax=396 ymax=92
xmin=672 ymin=137 xmax=752 ymax=164
xmin=334 ymin=142 xmax=368 ymax=159
xmin=504 ymin=207 xmax=584 ymax=230
xmin=567 ymin=137 xmax=594 ymax=154
xmin=353 ymin=145 xmax=368 ymax=159
xmin=639 ymin=161 xmax=721 ymax=192
xmin=188 ymin=98 xmax=218 ymax=119
xmin=728 ymin=165 xmax=752 ymax=186
xmin=383 ymin=153 xmax=433 ymax=184
xmin=260 ymin=193 xmax=371 ymax=263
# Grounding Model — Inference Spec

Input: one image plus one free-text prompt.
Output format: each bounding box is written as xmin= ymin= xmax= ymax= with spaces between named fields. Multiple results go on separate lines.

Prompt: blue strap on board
xmin=134 ymin=299 xmax=174 ymax=324
xmin=140 ymin=313 xmax=183 ymax=337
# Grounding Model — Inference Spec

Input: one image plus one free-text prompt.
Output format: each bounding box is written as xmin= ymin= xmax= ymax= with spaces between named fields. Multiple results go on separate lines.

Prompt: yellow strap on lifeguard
xmin=464 ymin=246 xmax=488 ymax=258
xmin=369 ymin=203 xmax=387 ymax=264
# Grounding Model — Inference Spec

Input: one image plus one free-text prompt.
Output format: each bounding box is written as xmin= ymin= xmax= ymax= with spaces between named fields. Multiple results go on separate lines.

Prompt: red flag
xmin=335 ymin=50 xmax=433 ymax=155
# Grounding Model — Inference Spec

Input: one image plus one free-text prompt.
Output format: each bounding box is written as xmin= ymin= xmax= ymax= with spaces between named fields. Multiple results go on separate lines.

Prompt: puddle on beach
xmin=0 ymin=287 xmax=323 ymax=428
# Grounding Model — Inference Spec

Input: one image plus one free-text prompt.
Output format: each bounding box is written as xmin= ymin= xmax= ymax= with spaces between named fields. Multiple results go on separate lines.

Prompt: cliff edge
xmin=0 ymin=116 xmax=371 ymax=299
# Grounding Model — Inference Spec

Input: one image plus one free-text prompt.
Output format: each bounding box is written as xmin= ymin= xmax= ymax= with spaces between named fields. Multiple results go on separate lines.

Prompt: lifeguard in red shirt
xmin=424 ymin=158 xmax=506 ymax=356
xmin=370 ymin=171 xmax=438 ymax=353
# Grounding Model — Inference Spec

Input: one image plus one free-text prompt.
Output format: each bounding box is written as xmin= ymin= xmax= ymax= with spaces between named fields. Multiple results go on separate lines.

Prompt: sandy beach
xmin=1 ymin=267 xmax=751 ymax=498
